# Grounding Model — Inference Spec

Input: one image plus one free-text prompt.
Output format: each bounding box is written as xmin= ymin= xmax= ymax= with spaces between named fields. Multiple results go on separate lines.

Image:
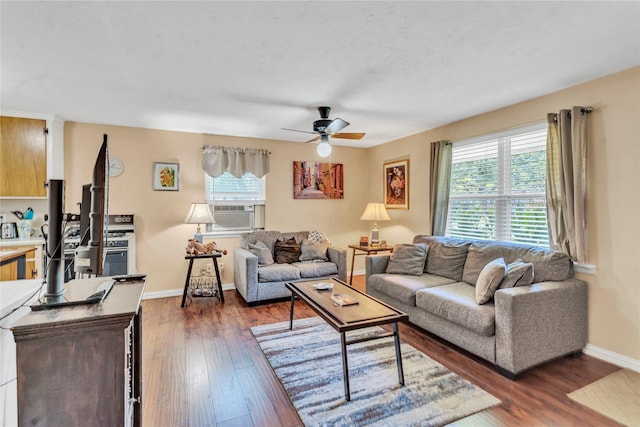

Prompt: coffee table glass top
xmin=288 ymin=278 xmax=404 ymax=327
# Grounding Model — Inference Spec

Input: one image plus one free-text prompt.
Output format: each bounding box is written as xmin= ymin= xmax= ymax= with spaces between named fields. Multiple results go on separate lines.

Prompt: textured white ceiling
xmin=2 ymin=1 xmax=639 ymax=147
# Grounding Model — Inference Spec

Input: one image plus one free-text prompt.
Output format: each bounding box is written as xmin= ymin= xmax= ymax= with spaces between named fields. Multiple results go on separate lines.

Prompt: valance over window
xmin=202 ymin=145 xmax=270 ymax=178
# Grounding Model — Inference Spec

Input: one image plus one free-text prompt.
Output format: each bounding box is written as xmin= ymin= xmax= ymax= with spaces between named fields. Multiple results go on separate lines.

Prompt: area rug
xmin=251 ymin=317 xmax=500 ymax=426
xmin=568 ymin=368 xmax=640 ymax=426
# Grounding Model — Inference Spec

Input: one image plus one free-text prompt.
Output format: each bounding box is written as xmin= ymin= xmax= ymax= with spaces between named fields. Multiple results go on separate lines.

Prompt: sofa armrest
xmin=494 ymin=278 xmax=588 ymax=375
xmin=327 ymin=246 xmax=347 ymax=282
xmin=233 ymin=247 xmax=259 ymax=303
xmin=365 ymin=255 xmax=391 ymax=279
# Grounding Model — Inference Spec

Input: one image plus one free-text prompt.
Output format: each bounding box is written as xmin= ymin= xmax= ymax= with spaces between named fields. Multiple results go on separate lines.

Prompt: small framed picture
xmin=153 ymin=162 xmax=180 ymax=191
xmin=383 ymin=159 xmax=409 ymax=209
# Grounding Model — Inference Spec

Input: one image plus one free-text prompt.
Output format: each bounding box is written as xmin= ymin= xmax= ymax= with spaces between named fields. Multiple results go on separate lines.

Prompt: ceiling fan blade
xmin=331 ymin=132 xmax=366 ymax=140
xmin=282 ymin=127 xmax=317 ymax=135
xmin=324 ymin=118 xmax=349 ymax=134
xmin=305 ymin=135 xmax=321 ymax=143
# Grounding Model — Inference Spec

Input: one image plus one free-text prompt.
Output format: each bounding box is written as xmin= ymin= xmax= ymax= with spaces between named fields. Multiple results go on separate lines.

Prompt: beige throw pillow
xmin=499 ymin=259 xmax=534 ymax=289
xmin=299 ymin=239 xmax=329 ymax=262
xmin=475 ymin=258 xmax=506 ymax=304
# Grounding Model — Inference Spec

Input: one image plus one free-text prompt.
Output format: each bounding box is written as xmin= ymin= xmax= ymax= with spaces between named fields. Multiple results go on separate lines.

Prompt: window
xmin=205 ymin=172 xmax=265 ymax=203
xmin=445 ymin=123 xmax=549 ymax=246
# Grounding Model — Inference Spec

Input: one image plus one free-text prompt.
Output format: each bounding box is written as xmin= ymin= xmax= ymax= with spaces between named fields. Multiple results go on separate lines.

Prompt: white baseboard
xmin=583 ymin=343 xmax=640 ymax=373
xmin=142 ymin=282 xmax=236 ymax=300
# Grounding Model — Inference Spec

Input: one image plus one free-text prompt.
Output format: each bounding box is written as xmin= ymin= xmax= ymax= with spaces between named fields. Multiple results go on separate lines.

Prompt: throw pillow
xmin=475 ymin=258 xmax=507 ymax=305
xmin=499 ymin=259 xmax=535 ymax=289
xmin=299 ymin=239 xmax=329 ymax=262
xmin=247 ymin=240 xmax=274 ymax=266
xmin=274 ymin=237 xmax=301 ymax=264
xmin=308 ymin=229 xmax=331 ymax=245
xmin=385 ymin=243 xmax=428 ymax=276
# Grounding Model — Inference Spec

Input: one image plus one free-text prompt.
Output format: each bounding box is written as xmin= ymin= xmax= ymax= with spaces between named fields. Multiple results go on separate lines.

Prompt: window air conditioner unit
xmin=211 ymin=204 xmax=265 ymax=231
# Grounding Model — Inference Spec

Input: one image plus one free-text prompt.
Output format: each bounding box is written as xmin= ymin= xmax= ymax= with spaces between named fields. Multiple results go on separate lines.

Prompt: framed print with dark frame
xmin=383 ymin=159 xmax=409 ymax=209
xmin=153 ymin=162 xmax=180 ymax=191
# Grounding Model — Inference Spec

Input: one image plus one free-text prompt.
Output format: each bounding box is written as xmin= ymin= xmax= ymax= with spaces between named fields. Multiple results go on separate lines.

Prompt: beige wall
xmin=64 ymin=66 xmax=639 ymax=362
xmin=369 ymin=67 xmax=640 ymax=362
xmin=64 ymin=124 xmax=371 ymax=293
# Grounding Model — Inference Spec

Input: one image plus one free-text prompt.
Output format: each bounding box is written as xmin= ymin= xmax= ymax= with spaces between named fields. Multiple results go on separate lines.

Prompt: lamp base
xmin=370 ymin=229 xmax=380 ymax=246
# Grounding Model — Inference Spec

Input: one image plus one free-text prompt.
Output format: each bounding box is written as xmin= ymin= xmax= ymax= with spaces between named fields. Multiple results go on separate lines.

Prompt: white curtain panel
xmin=202 ymin=145 xmax=270 ymax=178
xmin=546 ymin=106 xmax=589 ymax=263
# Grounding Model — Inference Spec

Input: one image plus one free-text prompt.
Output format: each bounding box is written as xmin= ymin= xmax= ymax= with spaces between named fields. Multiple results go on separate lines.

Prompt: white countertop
xmin=0 ymin=279 xmax=43 ymax=318
xmin=0 ymin=238 xmax=45 ymax=247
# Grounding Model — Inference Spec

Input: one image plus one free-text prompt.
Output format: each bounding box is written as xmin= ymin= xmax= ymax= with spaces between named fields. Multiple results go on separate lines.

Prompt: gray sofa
xmin=366 ymin=235 xmax=588 ymax=378
xmin=234 ymin=230 xmax=347 ymax=305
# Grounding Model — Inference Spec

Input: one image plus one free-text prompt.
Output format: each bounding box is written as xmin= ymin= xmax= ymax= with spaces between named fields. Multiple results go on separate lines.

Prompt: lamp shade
xmin=360 ymin=203 xmax=390 ymax=221
xmin=184 ymin=203 xmax=215 ymax=224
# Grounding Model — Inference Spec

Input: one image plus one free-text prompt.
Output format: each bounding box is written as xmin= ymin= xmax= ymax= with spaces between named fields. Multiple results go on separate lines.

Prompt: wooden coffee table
xmin=285 ymin=278 xmax=408 ymax=401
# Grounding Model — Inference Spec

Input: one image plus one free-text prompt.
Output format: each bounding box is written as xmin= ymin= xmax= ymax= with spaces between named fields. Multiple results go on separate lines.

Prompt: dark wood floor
xmin=141 ymin=276 xmax=624 ymax=427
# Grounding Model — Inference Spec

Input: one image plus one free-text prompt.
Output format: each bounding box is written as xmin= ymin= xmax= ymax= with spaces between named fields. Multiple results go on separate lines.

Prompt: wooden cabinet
xmin=0 ymin=116 xmax=47 ymax=197
xmin=0 ymin=245 xmax=39 ymax=279
xmin=0 ymin=247 xmax=37 ymax=280
xmin=11 ymin=278 xmax=145 ymax=427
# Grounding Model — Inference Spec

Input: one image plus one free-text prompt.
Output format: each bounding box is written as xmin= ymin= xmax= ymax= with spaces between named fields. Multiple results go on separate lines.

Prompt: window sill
xmin=574 ymin=262 xmax=596 ymax=275
xmin=198 ymin=228 xmax=264 ymax=239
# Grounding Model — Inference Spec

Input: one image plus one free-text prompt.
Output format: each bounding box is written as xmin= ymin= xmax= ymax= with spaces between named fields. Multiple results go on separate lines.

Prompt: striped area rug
xmin=251 ymin=317 xmax=500 ymax=426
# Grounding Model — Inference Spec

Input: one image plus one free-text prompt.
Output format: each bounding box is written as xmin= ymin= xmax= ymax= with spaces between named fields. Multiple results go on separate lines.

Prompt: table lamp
xmin=185 ymin=202 xmax=215 ymax=242
xmin=360 ymin=202 xmax=390 ymax=246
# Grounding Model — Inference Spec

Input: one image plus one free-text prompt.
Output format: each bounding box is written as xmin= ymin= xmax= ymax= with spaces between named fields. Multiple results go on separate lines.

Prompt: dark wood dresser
xmin=11 ymin=276 xmax=145 ymax=427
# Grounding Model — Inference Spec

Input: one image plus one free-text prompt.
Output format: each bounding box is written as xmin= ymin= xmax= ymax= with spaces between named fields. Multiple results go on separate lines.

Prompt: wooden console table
xmin=348 ymin=244 xmax=394 ymax=286
xmin=11 ymin=276 xmax=146 ymax=427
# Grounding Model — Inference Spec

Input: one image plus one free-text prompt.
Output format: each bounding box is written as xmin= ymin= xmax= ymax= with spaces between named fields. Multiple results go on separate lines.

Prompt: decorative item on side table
xmin=184 ymin=202 xmax=215 ymax=242
xmin=153 ymin=161 xmax=180 ymax=191
xmin=360 ymin=202 xmax=390 ymax=246
xmin=384 ymin=159 xmax=409 ymax=209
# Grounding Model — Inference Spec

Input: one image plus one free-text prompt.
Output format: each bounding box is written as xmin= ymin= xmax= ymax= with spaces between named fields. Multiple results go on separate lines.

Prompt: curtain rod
xmin=551 ymin=107 xmax=593 ymax=122
xmin=201 ymin=145 xmax=271 ymax=154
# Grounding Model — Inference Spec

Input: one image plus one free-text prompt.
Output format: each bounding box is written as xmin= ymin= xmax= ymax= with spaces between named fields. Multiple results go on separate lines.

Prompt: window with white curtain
xmin=205 ymin=172 xmax=265 ymax=203
xmin=445 ymin=122 xmax=549 ymax=246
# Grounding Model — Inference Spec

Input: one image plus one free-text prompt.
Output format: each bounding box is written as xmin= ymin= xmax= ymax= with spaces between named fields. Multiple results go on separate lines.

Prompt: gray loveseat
xmin=366 ymin=235 xmax=588 ymax=378
xmin=234 ymin=230 xmax=347 ymax=305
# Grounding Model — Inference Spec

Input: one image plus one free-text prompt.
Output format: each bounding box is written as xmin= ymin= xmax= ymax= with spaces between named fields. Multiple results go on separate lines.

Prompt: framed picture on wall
xmin=153 ymin=162 xmax=180 ymax=191
xmin=383 ymin=159 xmax=409 ymax=209
xmin=293 ymin=161 xmax=344 ymax=199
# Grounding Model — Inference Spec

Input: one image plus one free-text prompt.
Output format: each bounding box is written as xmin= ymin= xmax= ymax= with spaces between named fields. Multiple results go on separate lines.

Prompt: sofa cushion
xmin=416 ymin=282 xmax=496 ymax=337
xmin=308 ymin=229 xmax=331 ymax=245
xmin=240 ymin=230 xmax=283 ymax=255
xmin=499 ymin=259 xmax=534 ymax=289
xmin=257 ymin=264 xmax=301 ymax=282
xmin=385 ymin=243 xmax=428 ymax=276
xmin=412 ymin=236 xmax=471 ymax=281
xmin=475 ymin=258 xmax=506 ymax=304
xmin=247 ymin=240 xmax=275 ymax=266
xmin=291 ymin=261 xmax=338 ymax=278
xmin=274 ymin=237 xmax=301 ymax=264
xmin=367 ymin=273 xmax=456 ymax=307
xmin=299 ymin=239 xmax=329 ymax=262
xmin=462 ymin=240 xmax=572 ymax=284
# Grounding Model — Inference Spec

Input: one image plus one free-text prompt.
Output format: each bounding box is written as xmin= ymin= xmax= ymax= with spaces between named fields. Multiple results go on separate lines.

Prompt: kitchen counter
xmin=0 ymin=237 xmax=45 ymax=247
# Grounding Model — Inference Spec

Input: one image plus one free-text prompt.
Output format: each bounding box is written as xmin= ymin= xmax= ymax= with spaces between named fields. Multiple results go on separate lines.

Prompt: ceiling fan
xmin=282 ymin=106 xmax=366 ymax=144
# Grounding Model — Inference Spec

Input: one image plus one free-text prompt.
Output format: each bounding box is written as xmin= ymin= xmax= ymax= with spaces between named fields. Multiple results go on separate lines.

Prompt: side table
xmin=181 ymin=253 xmax=224 ymax=307
xmin=348 ymin=244 xmax=395 ymax=286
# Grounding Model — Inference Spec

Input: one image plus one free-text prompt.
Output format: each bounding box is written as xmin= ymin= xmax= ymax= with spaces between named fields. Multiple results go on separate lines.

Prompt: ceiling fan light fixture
xmin=317 ymin=141 xmax=332 ymax=157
